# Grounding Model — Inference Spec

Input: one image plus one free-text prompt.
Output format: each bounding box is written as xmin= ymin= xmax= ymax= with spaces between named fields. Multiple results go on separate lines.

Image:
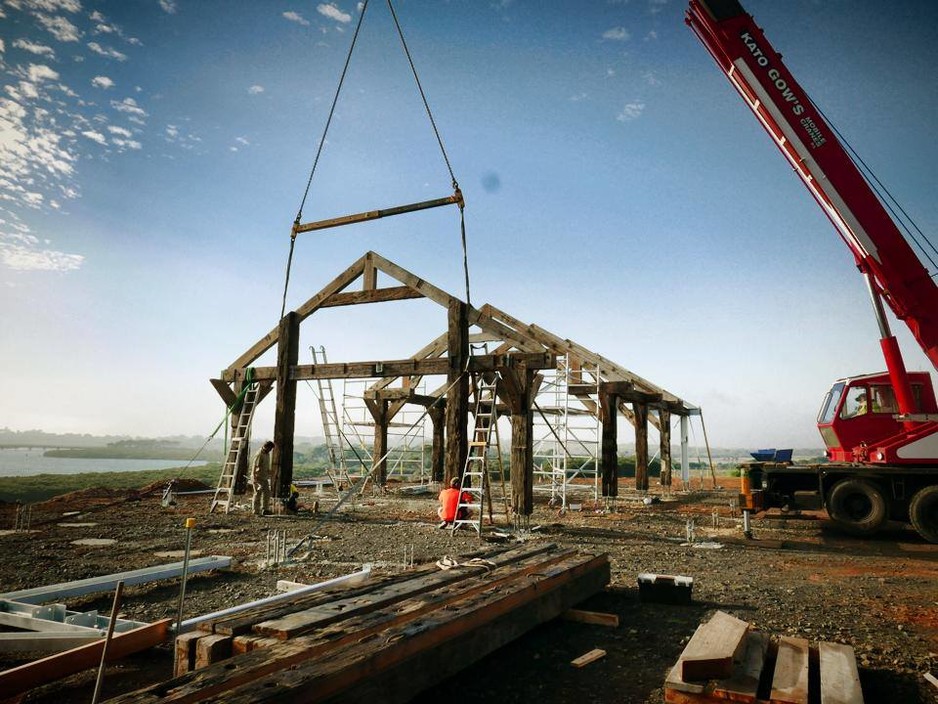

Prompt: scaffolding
xmin=339 ymin=378 xmax=429 ymax=487
xmin=533 ymin=355 xmax=601 ymax=509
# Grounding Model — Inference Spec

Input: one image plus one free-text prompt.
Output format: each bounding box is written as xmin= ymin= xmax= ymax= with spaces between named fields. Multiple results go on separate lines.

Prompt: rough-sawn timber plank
xmin=0 ymin=618 xmax=170 ymax=698
xmin=679 ymin=611 xmax=750 ymax=681
xmin=222 ymin=553 xmax=611 ymax=704
xmin=665 ymin=631 xmax=768 ymax=703
xmin=770 ymin=636 xmax=810 ymax=704
xmin=253 ymin=542 xmax=558 ymax=639
xmin=108 ymin=548 xmax=580 ymax=704
xmin=818 ymin=641 xmax=863 ymax=704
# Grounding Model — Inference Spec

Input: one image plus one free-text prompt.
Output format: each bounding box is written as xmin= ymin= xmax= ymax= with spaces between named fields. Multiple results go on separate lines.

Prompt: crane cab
xmin=817 ymin=372 xmax=938 ymax=463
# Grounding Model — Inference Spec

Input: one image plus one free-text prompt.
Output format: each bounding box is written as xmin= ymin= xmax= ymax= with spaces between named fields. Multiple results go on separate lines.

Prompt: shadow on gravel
xmin=411 ymin=585 xmax=754 ymax=704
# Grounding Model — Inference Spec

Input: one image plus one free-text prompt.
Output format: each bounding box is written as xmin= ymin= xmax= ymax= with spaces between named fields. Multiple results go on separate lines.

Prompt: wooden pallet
xmin=665 ymin=612 xmax=863 ymax=704
xmin=112 ymin=543 xmax=610 ymax=704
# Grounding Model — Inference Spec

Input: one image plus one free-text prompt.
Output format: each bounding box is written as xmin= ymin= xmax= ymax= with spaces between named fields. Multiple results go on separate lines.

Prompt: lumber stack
xmin=665 ymin=611 xmax=863 ymax=704
xmin=114 ymin=543 xmax=609 ymax=704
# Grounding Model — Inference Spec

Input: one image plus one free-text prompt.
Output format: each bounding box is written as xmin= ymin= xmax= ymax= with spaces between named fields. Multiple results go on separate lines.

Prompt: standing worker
xmin=252 ymin=440 xmax=275 ymax=516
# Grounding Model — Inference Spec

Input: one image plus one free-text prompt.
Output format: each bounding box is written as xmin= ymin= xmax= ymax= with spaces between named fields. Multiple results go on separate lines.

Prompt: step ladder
xmin=453 ymin=374 xmax=508 ymax=535
xmin=210 ymin=382 xmax=260 ymax=513
xmin=311 ymin=346 xmax=347 ymax=496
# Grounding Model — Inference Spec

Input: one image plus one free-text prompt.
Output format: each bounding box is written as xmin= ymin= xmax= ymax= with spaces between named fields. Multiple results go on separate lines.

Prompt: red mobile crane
xmin=686 ymin=0 xmax=938 ymax=542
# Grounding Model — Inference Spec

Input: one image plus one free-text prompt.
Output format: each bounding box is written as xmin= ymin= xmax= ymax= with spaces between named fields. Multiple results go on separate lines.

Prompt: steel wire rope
xmin=386 ymin=0 xmax=471 ymax=306
xmin=280 ymin=0 xmax=371 ymax=320
xmin=812 ymin=102 xmax=938 ymax=274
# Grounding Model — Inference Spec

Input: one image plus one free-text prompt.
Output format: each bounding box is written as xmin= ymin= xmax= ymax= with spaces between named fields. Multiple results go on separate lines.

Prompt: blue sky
xmin=2 ymin=0 xmax=936 ymax=448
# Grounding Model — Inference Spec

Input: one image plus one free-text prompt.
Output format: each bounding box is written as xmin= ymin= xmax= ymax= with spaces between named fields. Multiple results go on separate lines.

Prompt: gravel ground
xmin=0 ymin=481 xmax=936 ymax=703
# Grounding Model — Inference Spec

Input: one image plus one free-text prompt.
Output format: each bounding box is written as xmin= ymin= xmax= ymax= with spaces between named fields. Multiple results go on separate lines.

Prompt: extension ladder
xmin=311 ymin=346 xmax=347 ymax=496
xmin=210 ymin=382 xmax=260 ymax=513
xmin=453 ymin=374 xmax=508 ymax=534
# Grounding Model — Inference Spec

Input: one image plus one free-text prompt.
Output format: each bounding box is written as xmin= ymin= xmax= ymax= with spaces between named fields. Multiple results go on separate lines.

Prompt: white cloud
xmin=0 ymin=242 xmax=85 ymax=271
xmin=92 ymin=75 xmax=114 ymax=89
xmin=0 ymin=39 xmax=5 ymax=53
xmin=602 ymin=27 xmax=629 ymax=41
xmin=159 ymin=0 xmax=177 ymax=14
xmin=24 ymin=0 xmax=82 ymax=12
xmin=644 ymin=71 xmax=661 ymax=86
xmin=235 ymin=136 xmax=249 ymax=145
xmin=112 ymin=137 xmax=141 ymax=150
xmin=645 ymin=30 xmax=659 ymax=41
xmin=110 ymin=97 xmax=147 ymax=118
xmin=649 ymin=0 xmax=667 ymax=14
xmin=247 ymin=84 xmax=264 ymax=95
xmin=81 ymin=129 xmax=107 ymax=145
xmin=12 ymin=39 xmax=56 ymax=58
xmin=87 ymin=42 xmax=127 ymax=61
xmin=283 ymin=11 xmax=309 ymax=26
xmin=35 ymin=13 xmax=81 ymax=42
xmin=27 ymin=63 xmax=59 ymax=82
xmin=569 ymin=93 xmax=587 ymax=102
xmin=616 ymin=101 xmax=645 ymax=122
xmin=165 ymin=124 xmax=179 ymax=139
xmin=317 ymin=3 xmax=351 ymax=23
xmin=107 ymin=125 xmax=132 ymax=137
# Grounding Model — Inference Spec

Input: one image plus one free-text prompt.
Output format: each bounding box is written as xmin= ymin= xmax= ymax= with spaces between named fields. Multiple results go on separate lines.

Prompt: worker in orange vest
xmin=437 ymin=477 xmax=470 ymax=528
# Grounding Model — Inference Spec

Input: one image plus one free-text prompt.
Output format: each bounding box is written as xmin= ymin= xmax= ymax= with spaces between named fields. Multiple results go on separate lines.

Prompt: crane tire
xmin=827 ymin=479 xmax=887 ymax=535
xmin=909 ymin=485 xmax=938 ymax=544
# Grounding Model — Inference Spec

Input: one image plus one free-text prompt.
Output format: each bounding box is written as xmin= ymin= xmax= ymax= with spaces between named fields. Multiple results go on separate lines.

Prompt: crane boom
xmin=686 ymin=0 xmax=938 ymax=377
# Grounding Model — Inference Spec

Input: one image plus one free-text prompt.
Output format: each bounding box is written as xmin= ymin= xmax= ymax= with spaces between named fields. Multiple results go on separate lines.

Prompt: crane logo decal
xmin=739 ymin=31 xmax=826 ymax=148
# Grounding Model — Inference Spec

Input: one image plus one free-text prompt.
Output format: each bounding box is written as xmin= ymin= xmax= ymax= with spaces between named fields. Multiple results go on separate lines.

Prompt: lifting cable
xmin=812 ymin=102 xmax=938 ymax=275
xmin=279 ymin=0 xmax=472 ymax=322
xmin=280 ymin=1 xmax=371 ymax=321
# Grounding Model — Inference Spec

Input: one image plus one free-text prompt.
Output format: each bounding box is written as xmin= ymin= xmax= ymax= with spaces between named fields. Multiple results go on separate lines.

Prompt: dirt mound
xmin=40 ymin=486 xmax=137 ymax=506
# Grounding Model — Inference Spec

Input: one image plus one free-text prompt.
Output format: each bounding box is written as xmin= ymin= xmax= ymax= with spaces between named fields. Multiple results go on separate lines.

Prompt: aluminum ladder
xmin=210 ymin=382 xmax=259 ymax=513
xmin=452 ymin=374 xmax=508 ymax=534
xmin=311 ymin=346 xmax=348 ymax=495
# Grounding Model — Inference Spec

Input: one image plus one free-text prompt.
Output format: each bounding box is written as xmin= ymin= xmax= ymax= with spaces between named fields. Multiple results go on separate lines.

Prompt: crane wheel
xmin=909 ymin=485 xmax=938 ymax=544
xmin=827 ymin=479 xmax=887 ymax=535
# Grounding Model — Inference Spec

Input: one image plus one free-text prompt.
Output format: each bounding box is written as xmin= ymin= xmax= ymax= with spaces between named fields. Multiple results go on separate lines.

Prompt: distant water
xmin=0 ymin=447 xmax=207 ymax=478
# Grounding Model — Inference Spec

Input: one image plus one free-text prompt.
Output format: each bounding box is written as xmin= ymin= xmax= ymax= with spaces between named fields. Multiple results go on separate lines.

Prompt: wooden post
xmin=600 ymin=390 xmax=618 ymax=498
xmin=365 ymin=399 xmax=389 ymax=486
xmin=428 ymin=404 xmax=446 ymax=483
xmin=659 ymin=410 xmax=672 ymax=488
xmin=444 ymin=301 xmax=469 ymax=484
xmin=634 ymin=402 xmax=649 ymax=491
xmin=273 ymin=312 xmax=299 ymax=498
xmin=508 ymin=365 xmax=535 ymax=516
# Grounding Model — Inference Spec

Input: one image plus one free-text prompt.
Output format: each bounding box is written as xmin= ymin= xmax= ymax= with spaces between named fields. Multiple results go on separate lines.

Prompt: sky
xmin=1 ymin=0 xmax=937 ymax=450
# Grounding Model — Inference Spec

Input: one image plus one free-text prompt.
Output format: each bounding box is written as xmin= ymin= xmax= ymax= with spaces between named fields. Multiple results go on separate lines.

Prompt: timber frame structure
xmin=211 ymin=251 xmax=699 ymax=518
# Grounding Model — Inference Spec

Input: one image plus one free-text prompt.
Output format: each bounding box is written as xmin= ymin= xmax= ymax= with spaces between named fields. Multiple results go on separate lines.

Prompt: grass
xmin=0 ymin=464 xmax=222 ymax=504
xmin=0 ymin=462 xmax=331 ymax=504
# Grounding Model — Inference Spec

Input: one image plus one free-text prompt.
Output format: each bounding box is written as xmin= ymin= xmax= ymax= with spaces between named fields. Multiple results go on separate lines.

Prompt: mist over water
xmin=0 ymin=448 xmax=206 ymax=477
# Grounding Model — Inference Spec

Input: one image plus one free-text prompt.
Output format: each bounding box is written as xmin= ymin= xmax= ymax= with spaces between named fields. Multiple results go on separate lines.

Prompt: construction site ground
xmin=1 ymin=477 xmax=936 ymax=704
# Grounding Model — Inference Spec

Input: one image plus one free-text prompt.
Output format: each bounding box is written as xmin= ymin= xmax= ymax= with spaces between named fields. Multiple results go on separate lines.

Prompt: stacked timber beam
xmin=665 ymin=610 xmax=864 ymax=704
xmin=114 ymin=544 xmax=610 ymax=704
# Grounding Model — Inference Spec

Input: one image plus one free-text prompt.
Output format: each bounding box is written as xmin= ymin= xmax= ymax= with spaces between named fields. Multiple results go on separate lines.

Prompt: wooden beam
xmin=445 ymin=300 xmax=469 ymax=484
xmin=182 ymin=555 xmax=610 ymax=704
xmin=364 ymin=398 xmax=389 ymax=486
xmin=561 ymin=609 xmax=619 ymax=628
xmin=678 ymin=611 xmax=750 ymax=681
xmin=429 ymin=405 xmax=445 ymax=483
xmin=273 ymin=312 xmax=299 ymax=498
xmin=222 ymin=353 xmax=555 ymax=383
xmin=818 ymin=642 xmax=863 ymax=704
xmin=0 ymin=619 xmax=170 ymax=698
xmin=320 ymin=286 xmax=423 ymax=308
xmin=600 ymin=390 xmax=618 ymax=498
xmin=634 ymin=402 xmax=649 ymax=492
xmin=771 ymin=636 xmax=810 ymax=704
xmin=571 ymin=649 xmax=606 ymax=668
xmin=660 ymin=410 xmax=672 ymax=488
xmin=209 ymin=379 xmax=237 ymax=408
xmin=227 ymin=254 xmax=367 ymax=372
